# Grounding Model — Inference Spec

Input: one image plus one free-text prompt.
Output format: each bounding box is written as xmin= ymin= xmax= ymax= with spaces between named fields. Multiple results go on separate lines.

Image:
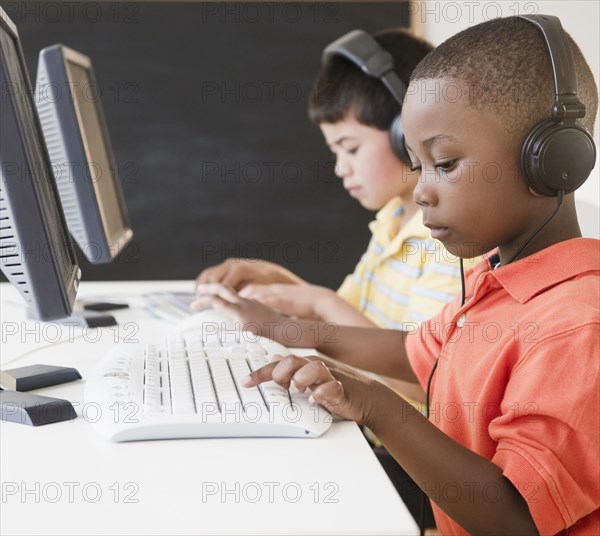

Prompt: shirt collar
xmin=476 ymin=238 xmax=599 ymax=304
xmin=369 ymin=197 xmax=430 ymax=245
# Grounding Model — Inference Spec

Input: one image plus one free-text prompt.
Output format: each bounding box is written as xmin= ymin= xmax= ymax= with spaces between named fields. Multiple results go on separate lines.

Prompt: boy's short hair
xmin=308 ymin=28 xmax=433 ymax=129
xmin=410 ymin=17 xmax=598 ymax=140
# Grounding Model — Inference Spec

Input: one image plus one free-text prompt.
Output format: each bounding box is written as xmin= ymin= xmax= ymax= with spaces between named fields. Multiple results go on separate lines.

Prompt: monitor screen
xmin=0 ymin=7 xmax=80 ymax=320
xmin=35 ymin=44 xmax=133 ymax=264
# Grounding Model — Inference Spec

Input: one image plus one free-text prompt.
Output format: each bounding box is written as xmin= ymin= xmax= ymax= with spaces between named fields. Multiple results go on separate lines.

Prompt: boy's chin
xmin=359 ymin=199 xmax=386 ymax=211
xmin=442 ymin=241 xmax=488 ymax=260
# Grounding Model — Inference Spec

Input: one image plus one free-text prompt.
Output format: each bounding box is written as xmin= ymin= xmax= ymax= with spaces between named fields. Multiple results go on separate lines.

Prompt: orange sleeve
xmin=405 ymin=301 xmax=456 ymax=390
xmin=489 ymin=323 xmax=600 ymax=535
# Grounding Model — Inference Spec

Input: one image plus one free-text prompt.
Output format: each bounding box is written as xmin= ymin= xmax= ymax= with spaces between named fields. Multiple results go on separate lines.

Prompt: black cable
xmin=418 ymin=258 xmax=465 ymax=535
xmin=459 ymin=257 xmax=465 ymax=306
xmin=425 ymin=259 xmax=465 ymax=415
xmin=506 ymin=191 xmax=564 ymax=265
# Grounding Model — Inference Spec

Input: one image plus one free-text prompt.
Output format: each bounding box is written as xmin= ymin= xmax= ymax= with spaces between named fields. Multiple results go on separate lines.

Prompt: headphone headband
xmin=322 ymin=30 xmax=391 ymax=78
xmin=321 ymin=29 xmax=406 ymax=103
xmin=321 ymin=29 xmax=410 ymax=163
xmin=519 ymin=15 xmax=586 ymax=120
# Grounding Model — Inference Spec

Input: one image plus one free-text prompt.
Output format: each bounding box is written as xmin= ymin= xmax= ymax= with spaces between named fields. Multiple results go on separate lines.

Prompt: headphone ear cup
xmin=389 ymin=114 xmax=411 ymax=165
xmin=521 ymin=119 xmax=597 ymax=196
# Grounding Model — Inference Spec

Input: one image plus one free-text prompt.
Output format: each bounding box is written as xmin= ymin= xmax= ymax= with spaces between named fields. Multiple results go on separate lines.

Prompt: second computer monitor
xmin=36 ymin=44 xmax=133 ymax=264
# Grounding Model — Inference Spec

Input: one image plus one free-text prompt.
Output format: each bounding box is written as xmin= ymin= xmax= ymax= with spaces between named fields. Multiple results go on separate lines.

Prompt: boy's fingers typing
xmin=196 ymin=259 xmax=252 ymax=289
xmin=208 ymin=295 xmax=238 ymax=314
xmin=244 ymin=354 xmax=311 ymax=390
xmin=190 ymin=294 xmax=238 ymax=316
xmin=291 ymin=359 xmax=335 ymax=393
xmin=195 ymin=283 xmax=240 ymax=303
xmin=195 ymin=263 xmax=227 ymax=286
xmin=221 ymin=264 xmax=254 ymax=290
xmin=242 ymin=355 xmax=374 ymax=423
xmin=190 ymin=285 xmax=256 ymax=328
xmin=242 ymin=354 xmax=325 ymax=391
xmin=189 ymin=296 xmax=213 ymax=310
xmin=269 ymin=354 xmax=316 ymax=390
xmin=241 ymin=361 xmax=279 ymax=387
xmin=238 ymin=284 xmax=271 ymax=299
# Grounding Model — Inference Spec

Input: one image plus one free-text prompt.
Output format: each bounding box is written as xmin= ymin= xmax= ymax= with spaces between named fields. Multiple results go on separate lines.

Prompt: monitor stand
xmin=27 ymin=302 xmax=117 ymax=328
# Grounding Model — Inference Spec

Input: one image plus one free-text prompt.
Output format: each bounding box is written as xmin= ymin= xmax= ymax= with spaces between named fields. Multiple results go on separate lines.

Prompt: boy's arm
xmin=314 ymin=289 xmax=379 ymax=326
xmin=244 ymin=356 xmax=538 ymax=536
xmin=239 ymin=283 xmax=379 ymax=327
xmin=315 ymin=323 xmax=417 ymax=382
xmin=368 ymin=388 xmax=539 ymax=535
xmin=195 ymin=259 xmax=307 ymax=290
xmin=193 ymin=283 xmax=419 ymax=383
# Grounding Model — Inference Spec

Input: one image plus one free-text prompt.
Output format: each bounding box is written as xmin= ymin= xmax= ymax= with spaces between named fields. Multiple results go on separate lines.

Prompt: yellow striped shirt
xmin=337 ymin=197 xmax=477 ymax=328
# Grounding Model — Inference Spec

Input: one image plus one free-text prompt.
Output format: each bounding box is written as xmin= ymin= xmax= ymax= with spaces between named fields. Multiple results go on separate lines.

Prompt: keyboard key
xmin=167 ymin=336 xmax=187 ymax=355
xmin=226 ymin=345 xmax=246 ymax=357
xmin=229 ymin=357 xmax=267 ymax=411
xmin=189 ymin=358 xmax=218 ymax=415
xmin=207 ymin=359 xmax=240 ymax=410
xmin=168 ymin=360 xmax=195 ymax=414
xmin=204 ymin=333 xmax=221 ymax=347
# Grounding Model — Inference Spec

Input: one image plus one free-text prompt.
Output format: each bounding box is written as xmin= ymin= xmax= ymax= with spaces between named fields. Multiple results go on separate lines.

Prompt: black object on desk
xmin=0 ymin=364 xmax=82 ymax=392
xmin=83 ymin=301 xmax=130 ymax=312
xmin=81 ymin=313 xmax=118 ymax=327
xmin=0 ymin=390 xmax=77 ymax=426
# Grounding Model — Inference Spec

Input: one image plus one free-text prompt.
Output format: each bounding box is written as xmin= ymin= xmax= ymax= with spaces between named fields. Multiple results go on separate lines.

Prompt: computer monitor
xmin=0 ymin=7 xmax=81 ymax=321
xmin=35 ymin=44 xmax=133 ymax=264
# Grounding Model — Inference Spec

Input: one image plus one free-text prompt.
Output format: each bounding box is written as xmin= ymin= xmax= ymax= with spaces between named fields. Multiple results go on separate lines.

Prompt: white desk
xmin=1 ymin=281 xmax=418 ymax=535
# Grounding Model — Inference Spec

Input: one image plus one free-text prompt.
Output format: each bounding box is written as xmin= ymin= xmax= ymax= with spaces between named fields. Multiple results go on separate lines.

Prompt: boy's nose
xmin=335 ymin=160 xmax=351 ymax=178
xmin=413 ymin=175 xmax=437 ymax=207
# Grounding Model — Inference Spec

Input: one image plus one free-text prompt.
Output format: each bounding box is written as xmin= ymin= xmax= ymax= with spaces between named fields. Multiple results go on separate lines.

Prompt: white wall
xmin=410 ymin=0 xmax=599 ymax=237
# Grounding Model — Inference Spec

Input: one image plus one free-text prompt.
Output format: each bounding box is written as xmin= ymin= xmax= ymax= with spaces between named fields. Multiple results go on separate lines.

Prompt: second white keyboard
xmin=85 ymin=329 xmax=332 ymax=442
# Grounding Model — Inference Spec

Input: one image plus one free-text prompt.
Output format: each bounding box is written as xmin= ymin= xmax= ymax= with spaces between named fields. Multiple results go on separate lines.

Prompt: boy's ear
xmin=527 ymin=187 xmax=546 ymax=198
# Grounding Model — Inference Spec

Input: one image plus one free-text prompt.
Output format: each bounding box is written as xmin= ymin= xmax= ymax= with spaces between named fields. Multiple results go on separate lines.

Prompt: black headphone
xmin=519 ymin=15 xmax=596 ymax=196
xmin=321 ymin=29 xmax=411 ymax=165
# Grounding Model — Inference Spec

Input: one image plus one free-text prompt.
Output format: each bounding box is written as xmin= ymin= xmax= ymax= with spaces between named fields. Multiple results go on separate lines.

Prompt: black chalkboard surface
xmin=8 ymin=1 xmax=410 ymax=288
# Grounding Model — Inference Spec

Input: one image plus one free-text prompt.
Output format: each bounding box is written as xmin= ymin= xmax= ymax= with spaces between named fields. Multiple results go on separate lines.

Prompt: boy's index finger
xmin=241 ymin=362 xmax=278 ymax=388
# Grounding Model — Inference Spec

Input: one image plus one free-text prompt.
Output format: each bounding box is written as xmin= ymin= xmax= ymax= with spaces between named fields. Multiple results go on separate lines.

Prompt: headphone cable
xmin=505 ymin=191 xmax=564 ymax=265
xmin=418 ymin=257 xmax=464 ymax=536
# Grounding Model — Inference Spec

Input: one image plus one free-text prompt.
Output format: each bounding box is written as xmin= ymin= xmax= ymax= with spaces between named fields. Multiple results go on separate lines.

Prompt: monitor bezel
xmin=0 ymin=6 xmax=80 ymax=320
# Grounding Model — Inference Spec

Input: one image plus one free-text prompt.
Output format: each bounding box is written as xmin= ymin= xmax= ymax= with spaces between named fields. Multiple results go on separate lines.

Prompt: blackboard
xmin=6 ymin=1 xmax=410 ymax=288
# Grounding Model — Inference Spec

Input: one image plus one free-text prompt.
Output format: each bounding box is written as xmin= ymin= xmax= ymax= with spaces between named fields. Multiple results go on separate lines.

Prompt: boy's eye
xmin=434 ymin=159 xmax=458 ymax=172
xmin=409 ymin=163 xmax=422 ymax=173
xmin=346 ymin=147 xmax=358 ymax=155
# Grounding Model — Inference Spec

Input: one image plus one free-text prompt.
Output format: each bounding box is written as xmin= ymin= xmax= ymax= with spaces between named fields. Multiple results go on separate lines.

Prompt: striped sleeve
xmin=407 ymin=239 xmax=465 ymax=323
xmin=337 ymin=238 xmax=376 ymax=309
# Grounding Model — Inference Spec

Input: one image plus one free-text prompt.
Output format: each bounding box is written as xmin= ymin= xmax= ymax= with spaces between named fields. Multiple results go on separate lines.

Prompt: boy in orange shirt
xmin=196 ymin=15 xmax=599 ymax=534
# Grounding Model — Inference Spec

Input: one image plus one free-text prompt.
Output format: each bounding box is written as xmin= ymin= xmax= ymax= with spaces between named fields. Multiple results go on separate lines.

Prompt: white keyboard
xmin=85 ymin=328 xmax=332 ymax=442
xmin=141 ymin=291 xmax=197 ymax=323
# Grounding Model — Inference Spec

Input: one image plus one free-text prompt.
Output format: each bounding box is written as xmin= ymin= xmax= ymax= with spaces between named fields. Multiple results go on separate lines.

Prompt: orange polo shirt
xmin=406 ymin=238 xmax=599 ymax=535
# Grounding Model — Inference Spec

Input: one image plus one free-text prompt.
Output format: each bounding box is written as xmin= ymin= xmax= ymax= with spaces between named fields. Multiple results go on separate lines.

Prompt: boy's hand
xmin=242 ymin=354 xmax=383 ymax=426
xmin=239 ymin=283 xmax=337 ymax=320
xmin=240 ymin=283 xmax=379 ymax=328
xmin=193 ymin=283 xmax=288 ymax=339
xmin=195 ymin=259 xmax=305 ymax=291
